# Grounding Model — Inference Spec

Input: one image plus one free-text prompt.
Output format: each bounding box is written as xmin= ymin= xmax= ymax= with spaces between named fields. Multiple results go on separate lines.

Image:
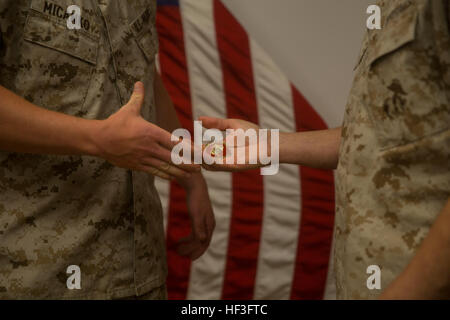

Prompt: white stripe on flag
xmin=180 ymin=0 xmax=233 ymax=300
xmin=250 ymin=40 xmax=302 ymax=300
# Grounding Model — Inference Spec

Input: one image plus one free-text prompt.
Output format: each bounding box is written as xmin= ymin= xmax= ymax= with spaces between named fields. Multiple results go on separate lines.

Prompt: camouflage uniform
xmin=0 ymin=0 xmax=167 ymax=299
xmin=335 ymin=0 xmax=450 ymax=299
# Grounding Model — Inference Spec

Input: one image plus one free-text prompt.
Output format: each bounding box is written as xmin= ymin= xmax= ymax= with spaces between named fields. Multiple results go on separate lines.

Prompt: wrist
xmin=80 ymin=119 xmax=105 ymax=157
xmin=279 ymin=132 xmax=293 ymax=164
xmin=177 ymin=172 xmax=206 ymax=190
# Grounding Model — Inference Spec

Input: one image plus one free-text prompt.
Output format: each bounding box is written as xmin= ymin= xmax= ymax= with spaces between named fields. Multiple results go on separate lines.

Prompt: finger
xmin=177 ymin=212 xmax=211 ymax=259
xmin=138 ymin=165 xmax=173 ymax=180
xmin=202 ymin=151 xmax=238 ymax=171
xmin=167 ymin=137 xmax=200 ymax=164
xmin=202 ymin=215 xmax=214 ymax=254
xmin=199 ymin=117 xmax=234 ymax=131
xmin=151 ymin=128 xmax=197 ymax=165
xmin=191 ymin=213 xmax=207 ymax=242
xmin=156 ymin=127 xmax=199 ymax=163
xmin=142 ymin=158 xmax=191 ymax=179
xmin=152 ymin=145 xmax=200 ymax=173
xmin=177 ymin=238 xmax=208 ymax=261
xmin=190 ymin=246 xmax=208 ymax=260
xmin=126 ymin=82 xmax=145 ymax=115
xmin=202 ymin=164 xmax=238 ymax=172
xmin=202 ymin=162 xmax=259 ymax=172
xmin=176 ymin=235 xmax=197 ymax=256
xmin=225 ymin=132 xmax=247 ymax=147
xmin=202 ymin=163 xmax=233 ymax=172
xmin=190 ymin=240 xmax=209 ymax=260
xmin=157 ymin=127 xmax=184 ymax=150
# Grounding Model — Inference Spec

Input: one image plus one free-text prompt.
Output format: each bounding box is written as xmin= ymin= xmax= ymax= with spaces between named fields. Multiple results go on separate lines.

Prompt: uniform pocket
xmin=366 ymin=6 xmax=417 ymax=68
xmin=364 ymin=4 xmax=450 ymax=150
xmin=21 ymin=7 xmax=99 ymax=116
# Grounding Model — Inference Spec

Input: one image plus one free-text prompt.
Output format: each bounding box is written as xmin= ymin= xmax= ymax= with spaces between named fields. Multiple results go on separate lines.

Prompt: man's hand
xmin=176 ymin=173 xmax=215 ymax=260
xmin=95 ymin=82 xmax=199 ymax=180
xmin=153 ymin=75 xmax=215 ymax=260
xmin=200 ymin=116 xmax=266 ymax=172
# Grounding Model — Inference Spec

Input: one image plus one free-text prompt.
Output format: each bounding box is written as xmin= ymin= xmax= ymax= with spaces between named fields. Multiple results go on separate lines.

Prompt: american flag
xmin=155 ymin=0 xmax=336 ymax=300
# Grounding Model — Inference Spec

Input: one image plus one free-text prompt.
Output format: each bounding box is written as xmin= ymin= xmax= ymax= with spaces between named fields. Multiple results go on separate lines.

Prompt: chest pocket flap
xmin=363 ymin=3 xmax=450 ymax=150
xmin=367 ymin=4 xmax=418 ymax=68
xmin=23 ymin=2 xmax=99 ymax=65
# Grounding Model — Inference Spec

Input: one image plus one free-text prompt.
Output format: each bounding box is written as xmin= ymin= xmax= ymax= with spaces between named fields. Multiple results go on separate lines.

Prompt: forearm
xmin=279 ymin=127 xmax=342 ymax=169
xmin=380 ymin=198 xmax=450 ymax=299
xmin=0 ymin=85 xmax=99 ymax=156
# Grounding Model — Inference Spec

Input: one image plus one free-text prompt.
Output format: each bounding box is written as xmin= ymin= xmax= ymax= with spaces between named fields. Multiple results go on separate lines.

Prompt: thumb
xmin=126 ymin=82 xmax=145 ymax=115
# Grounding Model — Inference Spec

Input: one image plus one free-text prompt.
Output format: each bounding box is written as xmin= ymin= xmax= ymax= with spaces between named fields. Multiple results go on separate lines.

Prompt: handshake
xmin=91 ymin=81 xmax=282 ymax=260
xmin=91 ymin=81 xmax=338 ymax=260
xmin=94 ymin=82 xmax=281 ymax=181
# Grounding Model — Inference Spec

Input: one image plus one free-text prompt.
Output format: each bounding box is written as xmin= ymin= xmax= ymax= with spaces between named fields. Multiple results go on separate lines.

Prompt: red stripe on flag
xmin=214 ymin=0 xmax=264 ymax=300
xmin=156 ymin=5 xmax=193 ymax=300
xmin=290 ymin=87 xmax=336 ymax=300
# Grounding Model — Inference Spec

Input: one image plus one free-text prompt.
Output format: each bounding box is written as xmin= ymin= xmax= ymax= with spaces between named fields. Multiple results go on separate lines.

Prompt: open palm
xmin=200 ymin=117 xmax=269 ymax=172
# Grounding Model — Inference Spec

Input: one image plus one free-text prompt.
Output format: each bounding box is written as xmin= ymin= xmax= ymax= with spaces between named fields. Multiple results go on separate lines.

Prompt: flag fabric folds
xmin=155 ymin=0 xmax=336 ymax=300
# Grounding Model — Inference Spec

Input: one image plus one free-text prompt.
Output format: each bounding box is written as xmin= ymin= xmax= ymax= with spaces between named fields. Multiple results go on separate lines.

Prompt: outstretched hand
xmin=199 ymin=116 xmax=268 ymax=172
xmin=95 ymin=82 xmax=199 ymax=180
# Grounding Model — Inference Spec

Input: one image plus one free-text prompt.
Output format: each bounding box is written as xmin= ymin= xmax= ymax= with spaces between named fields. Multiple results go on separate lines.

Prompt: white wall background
xmin=222 ymin=0 xmax=374 ymax=127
